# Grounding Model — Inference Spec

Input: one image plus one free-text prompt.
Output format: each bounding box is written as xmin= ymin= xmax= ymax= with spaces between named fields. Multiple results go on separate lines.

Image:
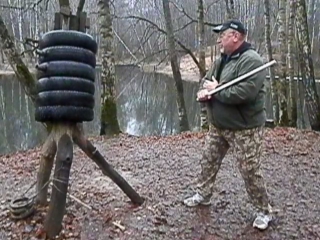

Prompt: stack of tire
xmin=35 ymin=30 xmax=98 ymax=123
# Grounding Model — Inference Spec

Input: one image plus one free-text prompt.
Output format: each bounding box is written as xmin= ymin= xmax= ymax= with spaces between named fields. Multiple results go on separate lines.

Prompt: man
xmin=183 ymin=19 xmax=273 ymax=230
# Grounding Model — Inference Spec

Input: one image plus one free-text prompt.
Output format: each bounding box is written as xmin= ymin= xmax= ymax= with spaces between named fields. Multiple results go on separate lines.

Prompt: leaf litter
xmin=0 ymin=127 xmax=319 ymax=239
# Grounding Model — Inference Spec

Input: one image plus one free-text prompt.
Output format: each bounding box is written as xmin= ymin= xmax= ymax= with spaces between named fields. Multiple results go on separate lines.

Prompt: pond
xmin=0 ymin=65 xmax=314 ymax=154
xmin=0 ymin=65 xmax=201 ymax=154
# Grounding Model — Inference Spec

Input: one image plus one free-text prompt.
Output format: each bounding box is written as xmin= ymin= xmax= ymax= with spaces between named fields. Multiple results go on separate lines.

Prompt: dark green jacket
xmin=200 ymin=42 xmax=267 ymax=130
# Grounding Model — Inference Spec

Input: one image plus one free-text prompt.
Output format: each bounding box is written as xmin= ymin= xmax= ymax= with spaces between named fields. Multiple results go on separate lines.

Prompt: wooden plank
xmin=69 ymin=15 xmax=79 ymax=30
xmin=79 ymin=12 xmax=87 ymax=32
xmin=54 ymin=12 xmax=62 ymax=30
xmin=86 ymin=17 xmax=90 ymax=29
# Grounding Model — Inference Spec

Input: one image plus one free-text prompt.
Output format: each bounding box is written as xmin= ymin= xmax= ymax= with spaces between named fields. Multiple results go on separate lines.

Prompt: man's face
xmin=216 ymin=29 xmax=241 ymax=54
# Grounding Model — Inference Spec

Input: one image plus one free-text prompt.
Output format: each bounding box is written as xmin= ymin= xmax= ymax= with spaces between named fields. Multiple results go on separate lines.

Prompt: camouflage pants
xmin=196 ymin=124 xmax=270 ymax=213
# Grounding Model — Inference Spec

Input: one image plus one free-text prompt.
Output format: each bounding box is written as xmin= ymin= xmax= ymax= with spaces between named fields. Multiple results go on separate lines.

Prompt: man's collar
xmin=221 ymin=41 xmax=252 ymax=59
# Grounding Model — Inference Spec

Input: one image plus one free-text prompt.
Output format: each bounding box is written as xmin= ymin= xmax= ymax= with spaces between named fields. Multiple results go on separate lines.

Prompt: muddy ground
xmin=0 ymin=127 xmax=319 ymax=240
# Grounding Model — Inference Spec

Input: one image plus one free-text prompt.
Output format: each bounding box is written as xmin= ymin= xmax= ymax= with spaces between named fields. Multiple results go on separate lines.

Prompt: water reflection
xmin=0 ymin=71 xmax=101 ymax=154
xmin=115 ymin=65 xmax=201 ymax=136
xmin=0 ymin=74 xmax=46 ymax=154
xmin=0 ymin=65 xmax=315 ymax=154
xmin=0 ymin=67 xmax=202 ymax=154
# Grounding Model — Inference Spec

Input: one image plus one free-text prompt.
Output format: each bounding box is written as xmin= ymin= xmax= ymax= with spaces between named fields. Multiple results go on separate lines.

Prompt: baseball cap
xmin=212 ymin=19 xmax=247 ymax=34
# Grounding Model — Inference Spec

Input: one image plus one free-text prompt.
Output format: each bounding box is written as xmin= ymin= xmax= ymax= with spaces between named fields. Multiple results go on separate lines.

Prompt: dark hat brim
xmin=212 ymin=24 xmax=228 ymax=33
xmin=212 ymin=24 xmax=223 ymax=33
xmin=212 ymin=20 xmax=247 ymax=34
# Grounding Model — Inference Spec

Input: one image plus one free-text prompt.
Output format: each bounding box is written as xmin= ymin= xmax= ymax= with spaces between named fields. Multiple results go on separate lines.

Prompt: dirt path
xmin=0 ymin=127 xmax=319 ymax=240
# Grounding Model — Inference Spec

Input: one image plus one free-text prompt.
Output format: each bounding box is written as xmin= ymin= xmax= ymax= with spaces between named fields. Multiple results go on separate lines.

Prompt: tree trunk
xmin=98 ymin=0 xmax=121 ymax=136
xmin=162 ymin=0 xmax=189 ymax=132
xmin=295 ymin=15 xmax=309 ymax=128
xmin=263 ymin=0 xmax=278 ymax=123
xmin=197 ymin=0 xmax=208 ymax=130
xmin=277 ymin=0 xmax=289 ymax=125
xmin=296 ymin=0 xmax=320 ymax=130
xmin=287 ymin=0 xmax=297 ymax=127
xmin=307 ymin=0 xmax=316 ymax=52
xmin=197 ymin=0 xmax=205 ymax=78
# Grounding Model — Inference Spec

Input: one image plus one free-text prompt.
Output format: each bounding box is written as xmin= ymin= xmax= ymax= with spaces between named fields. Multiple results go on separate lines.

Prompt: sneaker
xmin=183 ymin=193 xmax=211 ymax=207
xmin=253 ymin=212 xmax=273 ymax=230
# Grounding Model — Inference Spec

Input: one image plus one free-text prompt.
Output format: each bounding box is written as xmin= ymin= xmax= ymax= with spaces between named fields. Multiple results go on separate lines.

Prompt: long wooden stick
xmin=72 ymin=126 xmax=144 ymax=205
xmin=197 ymin=59 xmax=277 ymax=100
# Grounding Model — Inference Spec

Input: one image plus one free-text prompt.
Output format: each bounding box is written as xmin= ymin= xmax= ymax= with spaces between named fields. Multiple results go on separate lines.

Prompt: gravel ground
xmin=0 ymin=127 xmax=319 ymax=240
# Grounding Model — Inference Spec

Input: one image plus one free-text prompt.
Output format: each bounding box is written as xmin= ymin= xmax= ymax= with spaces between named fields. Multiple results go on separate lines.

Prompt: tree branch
xmin=0 ymin=15 xmax=37 ymax=103
xmin=0 ymin=0 xmax=51 ymax=11
xmin=116 ymin=15 xmax=205 ymax=74
xmin=136 ymin=48 xmax=168 ymax=65
xmin=174 ymin=20 xmax=195 ymax=33
xmin=169 ymin=2 xmax=218 ymax=27
xmin=1 ymin=0 xmax=49 ymax=11
xmin=28 ymin=0 xmax=46 ymax=10
xmin=0 ymin=5 xmax=23 ymax=10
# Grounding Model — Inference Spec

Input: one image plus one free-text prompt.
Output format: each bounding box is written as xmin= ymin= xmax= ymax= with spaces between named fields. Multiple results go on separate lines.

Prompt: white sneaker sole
xmin=253 ymin=216 xmax=272 ymax=230
xmin=253 ymin=222 xmax=268 ymax=230
xmin=183 ymin=200 xmax=211 ymax=207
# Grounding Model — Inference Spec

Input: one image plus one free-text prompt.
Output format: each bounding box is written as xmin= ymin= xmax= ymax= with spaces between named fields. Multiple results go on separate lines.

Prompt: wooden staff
xmin=197 ymin=59 xmax=277 ymax=101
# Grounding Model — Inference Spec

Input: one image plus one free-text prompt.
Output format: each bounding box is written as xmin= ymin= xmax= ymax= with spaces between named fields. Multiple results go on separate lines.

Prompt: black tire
xmin=38 ymin=30 xmax=98 ymax=54
xmin=36 ymin=91 xmax=95 ymax=108
xmin=37 ymin=77 xmax=95 ymax=95
xmin=35 ymin=106 xmax=94 ymax=122
xmin=36 ymin=61 xmax=95 ymax=81
xmin=37 ymin=46 xmax=96 ymax=67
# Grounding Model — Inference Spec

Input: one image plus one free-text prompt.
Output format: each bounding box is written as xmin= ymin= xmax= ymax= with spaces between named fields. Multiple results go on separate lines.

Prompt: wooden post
xmin=69 ymin=15 xmax=79 ymax=30
xmin=36 ymin=132 xmax=56 ymax=204
xmin=53 ymin=13 xmax=62 ymax=30
xmin=79 ymin=12 xmax=87 ymax=31
xmin=44 ymin=133 xmax=73 ymax=237
xmin=37 ymin=10 xmax=144 ymax=239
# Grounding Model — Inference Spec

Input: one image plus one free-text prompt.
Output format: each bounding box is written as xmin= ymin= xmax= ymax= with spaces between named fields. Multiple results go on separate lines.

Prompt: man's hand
xmin=197 ymin=89 xmax=211 ymax=101
xmin=203 ymin=79 xmax=218 ymax=91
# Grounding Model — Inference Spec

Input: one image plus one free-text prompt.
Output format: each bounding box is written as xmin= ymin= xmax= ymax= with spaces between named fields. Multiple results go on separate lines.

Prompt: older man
xmin=183 ymin=20 xmax=273 ymax=230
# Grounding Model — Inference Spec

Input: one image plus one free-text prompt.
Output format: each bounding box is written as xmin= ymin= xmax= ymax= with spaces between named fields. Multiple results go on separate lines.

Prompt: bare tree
xmin=197 ymin=0 xmax=208 ymax=130
xmin=98 ymin=0 xmax=121 ymax=135
xmin=277 ymin=0 xmax=288 ymax=125
xmin=197 ymin=0 xmax=206 ymax=78
xmin=263 ymin=0 xmax=278 ymax=123
xmin=162 ymin=0 xmax=189 ymax=132
xmin=296 ymin=0 xmax=320 ymax=130
xmin=287 ymin=0 xmax=297 ymax=126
